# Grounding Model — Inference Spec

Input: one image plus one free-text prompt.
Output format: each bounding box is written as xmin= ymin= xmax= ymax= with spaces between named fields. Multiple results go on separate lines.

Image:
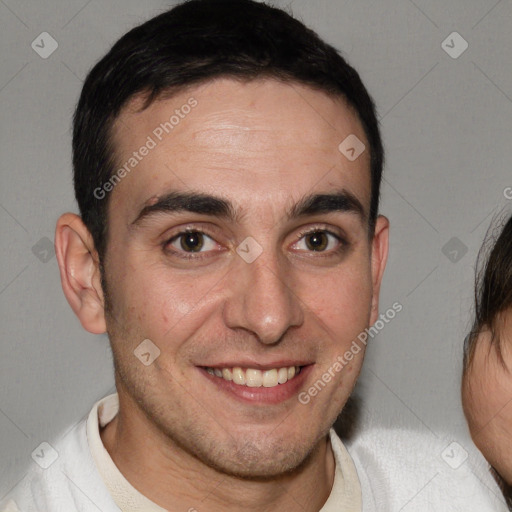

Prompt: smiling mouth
xmin=203 ymin=366 xmax=303 ymax=388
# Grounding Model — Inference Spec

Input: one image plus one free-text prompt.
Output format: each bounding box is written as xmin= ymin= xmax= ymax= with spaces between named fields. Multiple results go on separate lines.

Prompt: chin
xmin=201 ymin=442 xmax=314 ymax=481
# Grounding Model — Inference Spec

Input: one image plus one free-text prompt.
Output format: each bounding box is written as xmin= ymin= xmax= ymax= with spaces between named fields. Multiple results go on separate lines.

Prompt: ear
xmin=55 ymin=213 xmax=107 ymax=334
xmin=369 ymin=215 xmax=389 ymax=325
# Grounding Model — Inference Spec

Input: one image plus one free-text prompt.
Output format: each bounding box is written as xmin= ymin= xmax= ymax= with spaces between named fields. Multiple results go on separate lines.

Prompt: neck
xmin=100 ymin=390 xmax=336 ymax=512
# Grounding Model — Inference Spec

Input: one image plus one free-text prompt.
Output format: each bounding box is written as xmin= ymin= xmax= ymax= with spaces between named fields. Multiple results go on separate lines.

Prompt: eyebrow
xmin=131 ymin=189 xmax=366 ymax=227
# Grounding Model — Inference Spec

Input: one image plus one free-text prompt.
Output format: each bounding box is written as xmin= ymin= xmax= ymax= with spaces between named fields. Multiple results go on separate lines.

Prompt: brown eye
xmin=291 ymin=228 xmax=345 ymax=255
xmin=305 ymin=231 xmax=329 ymax=251
xmin=179 ymin=231 xmax=204 ymax=252
xmin=164 ymin=228 xmax=222 ymax=260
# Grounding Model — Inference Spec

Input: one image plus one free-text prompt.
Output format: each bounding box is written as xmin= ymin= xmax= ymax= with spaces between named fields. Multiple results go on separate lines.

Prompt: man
xmin=1 ymin=0 xmax=506 ymax=510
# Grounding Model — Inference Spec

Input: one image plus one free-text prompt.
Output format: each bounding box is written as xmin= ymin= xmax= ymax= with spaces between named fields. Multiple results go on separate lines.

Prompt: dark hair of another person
xmin=464 ymin=214 xmax=512 ymax=370
xmin=72 ymin=0 xmax=384 ymax=264
xmin=463 ymin=213 xmax=512 ymax=510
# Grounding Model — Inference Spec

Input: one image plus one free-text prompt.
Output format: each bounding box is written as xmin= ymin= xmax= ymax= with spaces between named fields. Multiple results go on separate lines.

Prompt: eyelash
xmin=163 ymin=225 xmax=348 ymax=261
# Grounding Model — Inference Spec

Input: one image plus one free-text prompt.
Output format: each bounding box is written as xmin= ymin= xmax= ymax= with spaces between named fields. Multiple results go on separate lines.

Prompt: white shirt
xmin=1 ymin=393 xmax=507 ymax=511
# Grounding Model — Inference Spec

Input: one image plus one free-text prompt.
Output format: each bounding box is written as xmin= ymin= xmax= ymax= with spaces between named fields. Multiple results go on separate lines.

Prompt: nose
xmin=222 ymin=250 xmax=304 ymax=345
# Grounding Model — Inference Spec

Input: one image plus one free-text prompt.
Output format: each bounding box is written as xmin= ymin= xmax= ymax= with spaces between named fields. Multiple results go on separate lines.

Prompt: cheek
xmin=304 ymin=264 xmax=373 ymax=337
xmin=106 ymin=256 xmax=217 ymax=339
xmin=463 ymin=345 xmax=512 ymax=428
xmin=463 ymin=355 xmax=512 ymax=482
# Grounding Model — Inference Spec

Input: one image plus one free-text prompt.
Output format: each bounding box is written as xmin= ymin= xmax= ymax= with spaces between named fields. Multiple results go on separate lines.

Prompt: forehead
xmin=108 ymin=78 xmax=371 ymax=219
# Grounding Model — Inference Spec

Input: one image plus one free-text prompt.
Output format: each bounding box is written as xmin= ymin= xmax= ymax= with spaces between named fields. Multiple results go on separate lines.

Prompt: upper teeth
xmin=205 ymin=366 xmax=301 ymax=388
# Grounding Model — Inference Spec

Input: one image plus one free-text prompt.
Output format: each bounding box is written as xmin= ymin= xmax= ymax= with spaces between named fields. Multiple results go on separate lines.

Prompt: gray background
xmin=1 ymin=0 xmax=511 ymax=497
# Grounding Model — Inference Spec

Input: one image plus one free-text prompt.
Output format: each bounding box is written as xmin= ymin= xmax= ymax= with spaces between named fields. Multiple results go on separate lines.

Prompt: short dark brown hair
xmin=72 ymin=0 xmax=384 ymax=262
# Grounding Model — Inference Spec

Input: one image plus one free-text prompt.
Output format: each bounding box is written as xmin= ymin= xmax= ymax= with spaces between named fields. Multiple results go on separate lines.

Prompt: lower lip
xmin=199 ymin=365 xmax=314 ymax=405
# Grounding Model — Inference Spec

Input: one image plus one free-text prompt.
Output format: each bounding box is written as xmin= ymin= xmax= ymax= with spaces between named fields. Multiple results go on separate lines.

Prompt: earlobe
xmin=55 ymin=213 xmax=107 ymax=334
xmin=369 ymin=215 xmax=390 ymax=325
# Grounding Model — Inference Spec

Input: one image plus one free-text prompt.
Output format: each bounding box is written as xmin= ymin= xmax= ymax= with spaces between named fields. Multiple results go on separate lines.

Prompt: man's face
xmin=101 ymin=78 xmax=386 ymax=478
xmin=462 ymin=314 xmax=512 ymax=484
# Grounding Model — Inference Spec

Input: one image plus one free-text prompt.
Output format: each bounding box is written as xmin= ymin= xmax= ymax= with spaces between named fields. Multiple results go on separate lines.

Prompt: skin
xmin=55 ymin=78 xmax=389 ymax=511
xmin=462 ymin=311 xmax=512 ymax=484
